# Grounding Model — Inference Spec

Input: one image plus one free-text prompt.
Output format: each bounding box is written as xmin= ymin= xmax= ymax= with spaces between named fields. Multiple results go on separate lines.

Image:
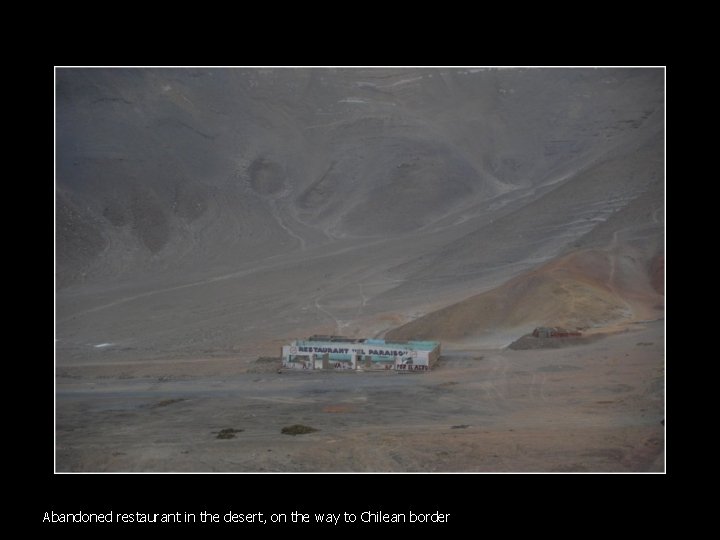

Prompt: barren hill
xmin=56 ymin=68 xmax=663 ymax=360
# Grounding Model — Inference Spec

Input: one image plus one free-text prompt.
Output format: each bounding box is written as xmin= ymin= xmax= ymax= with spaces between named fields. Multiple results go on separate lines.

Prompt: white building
xmin=281 ymin=335 xmax=440 ymax=372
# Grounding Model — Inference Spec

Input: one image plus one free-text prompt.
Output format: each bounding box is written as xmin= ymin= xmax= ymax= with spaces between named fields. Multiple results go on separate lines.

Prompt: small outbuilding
xmin=532 ymin=327 xmax=582 ymax=338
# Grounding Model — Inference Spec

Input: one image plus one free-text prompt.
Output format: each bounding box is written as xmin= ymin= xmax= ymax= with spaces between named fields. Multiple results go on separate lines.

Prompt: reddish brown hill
xmin=386 ymin=246 xmax=664 ymax=342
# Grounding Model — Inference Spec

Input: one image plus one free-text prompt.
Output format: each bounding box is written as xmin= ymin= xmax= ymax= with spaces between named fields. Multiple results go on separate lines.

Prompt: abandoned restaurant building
xmin=281 ymin=336 xmax=441 ymax=372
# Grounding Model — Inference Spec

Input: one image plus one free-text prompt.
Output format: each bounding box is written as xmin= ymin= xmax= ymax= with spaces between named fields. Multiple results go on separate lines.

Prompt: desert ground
xmin=56 ymin=68 xmax=664 ymax=472
xmin=56 ymin=321 xmax=663 ymax=472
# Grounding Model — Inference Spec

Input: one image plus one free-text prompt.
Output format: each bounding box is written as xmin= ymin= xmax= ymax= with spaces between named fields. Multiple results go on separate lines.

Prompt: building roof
xmin=295 ymin=337 xmax=439 ymax=351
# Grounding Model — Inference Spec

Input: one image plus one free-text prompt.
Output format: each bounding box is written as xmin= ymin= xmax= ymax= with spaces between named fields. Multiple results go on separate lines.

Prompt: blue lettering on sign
xmin=298 ymin=347 xmax=349 ymax=354
xmin=296 ymin=344 xmax=411 ymax=356
xmin=368 ymin=349 xmax=406 ymax=357
xmin=297 ymin=346 xmax=351 ymax=354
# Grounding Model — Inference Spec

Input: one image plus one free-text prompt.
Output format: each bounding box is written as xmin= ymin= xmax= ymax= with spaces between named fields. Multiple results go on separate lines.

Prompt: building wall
xmin=281 ymin=340 xmax=440 ymax=372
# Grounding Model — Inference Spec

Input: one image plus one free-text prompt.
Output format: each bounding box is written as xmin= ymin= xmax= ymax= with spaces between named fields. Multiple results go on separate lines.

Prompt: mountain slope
xmin=56 ymin=68 xmax=664 ymax=360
